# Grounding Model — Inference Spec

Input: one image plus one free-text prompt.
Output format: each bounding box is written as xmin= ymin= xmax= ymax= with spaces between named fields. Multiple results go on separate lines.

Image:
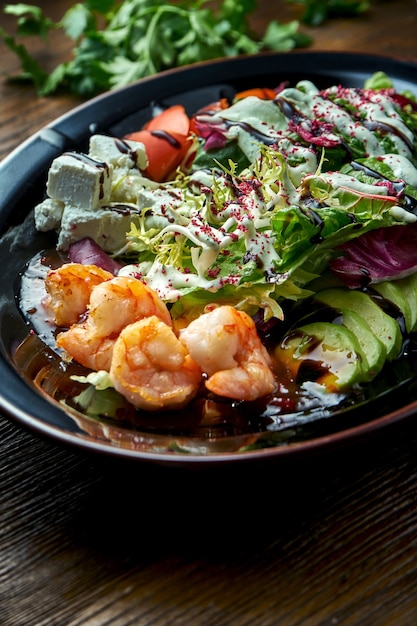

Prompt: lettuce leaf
xmin=118 ymin=79 xmax=417 ymax=322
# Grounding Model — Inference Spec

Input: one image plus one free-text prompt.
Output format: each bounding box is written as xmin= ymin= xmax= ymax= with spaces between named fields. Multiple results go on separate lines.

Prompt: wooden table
xmin=1 ymin=1 xmax=417 ymax=624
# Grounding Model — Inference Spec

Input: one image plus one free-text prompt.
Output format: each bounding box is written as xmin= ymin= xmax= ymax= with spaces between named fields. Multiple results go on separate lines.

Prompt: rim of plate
xmin=2 ymin=50 xmax=417 ymax=466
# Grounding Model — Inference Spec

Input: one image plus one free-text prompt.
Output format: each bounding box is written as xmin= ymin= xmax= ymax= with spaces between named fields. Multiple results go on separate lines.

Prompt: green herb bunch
xmin=1 ymin=0 xmax=371 ymax=97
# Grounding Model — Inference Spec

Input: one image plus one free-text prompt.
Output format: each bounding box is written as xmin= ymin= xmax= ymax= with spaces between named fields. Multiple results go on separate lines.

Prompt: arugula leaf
xmin=191 ymin=141 xmax=251 ymax=173
xmin=364 ymin=70 xmax=394 ymax=91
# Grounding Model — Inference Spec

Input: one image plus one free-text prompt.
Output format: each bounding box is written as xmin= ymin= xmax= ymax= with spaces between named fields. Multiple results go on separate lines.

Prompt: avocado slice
xmin=395 ymin=273 xmax=417 ymax=333
xmin=372 ymin=280 xmax=412 ymax=334
xmin=276 ymin=321 xmax=366 ymax=391
xmin=339 ymin=309 xmax=386 ymax=380
xmin=315 ymin=288 xmax=402 ymax=361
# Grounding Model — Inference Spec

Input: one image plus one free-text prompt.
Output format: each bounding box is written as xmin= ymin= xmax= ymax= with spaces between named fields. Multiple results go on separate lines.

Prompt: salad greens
xmin=23 ymin=68 xmax=417 ymax=434
xmin=111 ymin=76 xmax=417 ymax=325
xmin=1 ymin=0 xmax=312 ymax=96
xmin=31 ymin=70 xmax=417 ymax=327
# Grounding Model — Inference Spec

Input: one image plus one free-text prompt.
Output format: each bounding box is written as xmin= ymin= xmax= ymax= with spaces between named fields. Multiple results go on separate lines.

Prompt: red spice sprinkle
xmin=207 ymin=266 xmax=221 ymax=278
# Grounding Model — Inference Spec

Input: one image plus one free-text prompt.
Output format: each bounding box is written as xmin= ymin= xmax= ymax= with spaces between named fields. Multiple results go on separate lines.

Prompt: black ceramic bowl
xmin=2 ymin=51 xmax=417 ymax=466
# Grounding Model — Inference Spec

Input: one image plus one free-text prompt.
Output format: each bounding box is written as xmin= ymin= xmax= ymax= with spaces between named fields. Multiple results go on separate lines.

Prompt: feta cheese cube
xmin=57 ymin=204 xmax=140 ymax=252
xmin=34 ymin=198 xmax=64 ymax=231
xmin=46 ymin=152 xmax=113 ymax=210
xmin=111 ymin=170 xmax=152 ymax=204
xmin=89 ymin=134 xmax=148 ymax=171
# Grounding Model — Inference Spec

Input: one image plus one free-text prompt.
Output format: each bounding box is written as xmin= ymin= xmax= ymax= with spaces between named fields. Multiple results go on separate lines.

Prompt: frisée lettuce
xmin=111 ymin=77 xmax=417 ymax=323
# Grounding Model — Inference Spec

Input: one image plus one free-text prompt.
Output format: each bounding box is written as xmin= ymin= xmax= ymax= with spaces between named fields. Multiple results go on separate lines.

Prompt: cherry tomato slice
xmin=125 ymin=129 xmax=192 ymax=182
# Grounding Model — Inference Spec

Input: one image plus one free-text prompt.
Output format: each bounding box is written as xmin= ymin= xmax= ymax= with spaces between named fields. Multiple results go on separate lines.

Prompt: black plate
xmin=2 ymin=50 xmax=417 ymax=466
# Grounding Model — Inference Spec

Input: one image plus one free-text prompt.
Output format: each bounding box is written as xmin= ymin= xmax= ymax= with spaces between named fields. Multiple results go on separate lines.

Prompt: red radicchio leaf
xmin=193 ymin=118 xmax=229 ymax=150
xmin=329 ymin=224 xmax=417 ymax=288
xmin=68 ymin=237 xmax=123 ymax=275
xmin=373 ymin=89 xmax=417 ymax=111
xmin=390 ymin=93 xmax=417 ymax=110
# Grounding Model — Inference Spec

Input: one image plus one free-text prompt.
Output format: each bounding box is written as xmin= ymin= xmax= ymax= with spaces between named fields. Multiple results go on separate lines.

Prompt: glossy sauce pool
xmin=14 ymin=249 xmax=417 ymax=447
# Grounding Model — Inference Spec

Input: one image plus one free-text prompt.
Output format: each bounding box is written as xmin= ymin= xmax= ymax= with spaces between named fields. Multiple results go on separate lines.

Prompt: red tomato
xmin=124 ymin=129 xmax=192 ymax=182
xmin=144 ymin=104 xmax=190 ymax=136
xmin=125 ymin=105 xmax=193 ymax=181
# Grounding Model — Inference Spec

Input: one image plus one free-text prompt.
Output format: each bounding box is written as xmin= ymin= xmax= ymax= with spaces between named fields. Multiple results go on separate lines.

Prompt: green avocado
xmin=395 ymin=273 xmax=417 ymax=333
xmin=372 ymin=280 xmax=413 ymax=334
xmin=314 ymin=288 xmax=402 ymax=361
xmin=277 ymin=321 xmax=366 ymax=391
xmin=339 ymin=308 xmax=386 ymax=380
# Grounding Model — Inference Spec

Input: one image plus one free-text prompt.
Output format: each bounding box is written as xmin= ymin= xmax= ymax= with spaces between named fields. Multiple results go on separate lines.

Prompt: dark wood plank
xmin=2 ymin=1 xmax=417 ymax=624
xmin=2 ymin=414 xmax=417 ymax=625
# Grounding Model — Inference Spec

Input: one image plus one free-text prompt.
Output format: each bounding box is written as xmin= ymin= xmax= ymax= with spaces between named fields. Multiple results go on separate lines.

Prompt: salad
xmin=20 ymin=70 xmax=417 ymax=444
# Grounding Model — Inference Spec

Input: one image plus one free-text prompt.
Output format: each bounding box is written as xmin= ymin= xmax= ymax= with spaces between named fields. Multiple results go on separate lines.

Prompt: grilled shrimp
xmin=56 ymin=275 xmax=172 ymax=371
xmin=180 ymin=305 xmax=276 ymax=401
xmin=45 ymin=263 xmax=113 ymax=327
xmin=109 ymin=316 xmax=202 ymax=411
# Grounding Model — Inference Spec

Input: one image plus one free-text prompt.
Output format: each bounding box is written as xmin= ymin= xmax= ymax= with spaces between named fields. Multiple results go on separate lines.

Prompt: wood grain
xmin=3 ymin=416 xmax=417 ymax=625
xmin=2 ymin=1 xmax=417 ymax=624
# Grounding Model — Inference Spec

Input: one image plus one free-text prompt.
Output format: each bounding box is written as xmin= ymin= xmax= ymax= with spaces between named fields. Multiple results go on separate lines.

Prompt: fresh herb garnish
xmin=1 ymin=0 xmax=312 ymax=97
xmin=1 ymin=0 xmax=377 ymax=96
xmin=288 ymin=0 xmax=370 ymax=26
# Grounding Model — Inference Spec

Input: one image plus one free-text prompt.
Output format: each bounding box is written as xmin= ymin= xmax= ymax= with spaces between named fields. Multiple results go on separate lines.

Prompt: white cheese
xmin=46 ymin=152 xmax=113 ymax=210
xmin=111 ymin=171 xmax=151 ymax=204
xmin=88 ymin=135 xmax=150 ymax=204
xmin=34 ymin=198 xmax=64 ymax=231
xmin=57 ymin=204 xmax=140 ymax=252
xmin=89 ymin=134 xmax=148 ymax=171
xmin=32 ymin=134 xmax=163 ymax=244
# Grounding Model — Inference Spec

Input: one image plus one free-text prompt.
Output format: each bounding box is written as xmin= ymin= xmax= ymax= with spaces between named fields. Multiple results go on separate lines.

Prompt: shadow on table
xmin=19 ymin=413 xmax=417 ymax=560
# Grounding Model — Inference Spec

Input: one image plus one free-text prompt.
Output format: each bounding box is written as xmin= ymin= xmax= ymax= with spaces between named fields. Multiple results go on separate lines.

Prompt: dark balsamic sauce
xmin=113 ymin=137 xmax=141 ymax=167
xmin=62 ymin=152 xmax=110 ymax=201
xmin=351 ymin=161 xmax=417 ymax=213
xmin=150 ymin=129 xmax=182 ymax=149
xmin=195 ymin=107 xmax=279 ymax=146
xmin=15 ymin=249 xmax=417 ymax=444
xmin=62 ymin=151 xmax=109 ymax=171
xmin=224 ymin=120 xmax=278 ymax=145
xmin=101 ymin=204 xmax=139 ymax=216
